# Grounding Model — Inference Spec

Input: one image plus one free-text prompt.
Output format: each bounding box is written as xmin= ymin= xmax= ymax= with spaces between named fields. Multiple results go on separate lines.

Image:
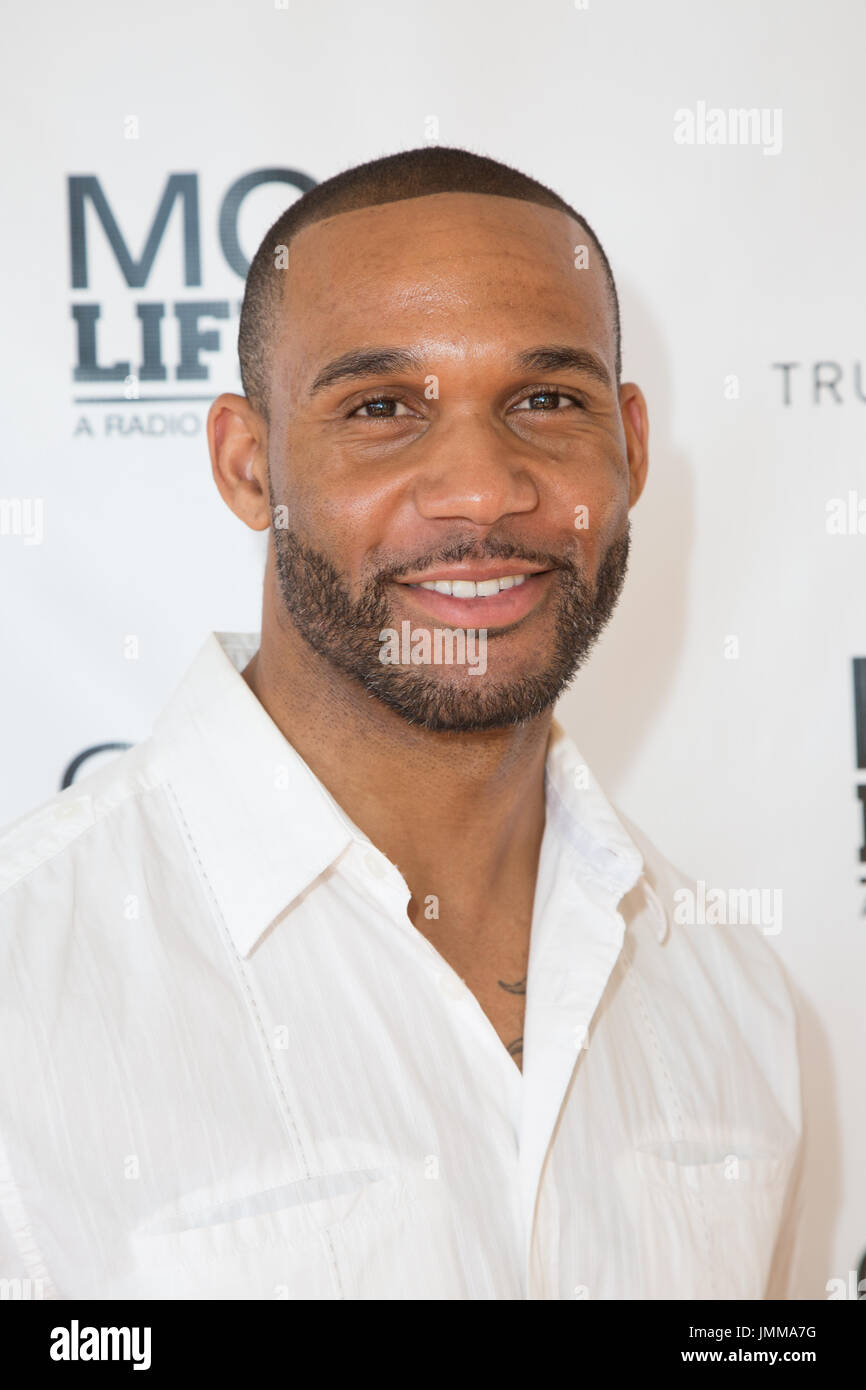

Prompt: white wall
xmin=1 ymin=0 xmax=862 ymax=1297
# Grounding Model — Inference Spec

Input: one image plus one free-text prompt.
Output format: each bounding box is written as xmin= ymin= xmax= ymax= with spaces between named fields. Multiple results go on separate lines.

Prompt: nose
xmin=411 ymin=411 xmax=540 ymax=528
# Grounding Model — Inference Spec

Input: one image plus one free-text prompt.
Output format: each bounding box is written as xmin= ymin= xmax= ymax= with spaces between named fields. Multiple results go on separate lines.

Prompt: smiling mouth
xmin=392 ymin=568 xmax=556 ymax=628
xmin=407 ymin=572 xmax=535 ymax=598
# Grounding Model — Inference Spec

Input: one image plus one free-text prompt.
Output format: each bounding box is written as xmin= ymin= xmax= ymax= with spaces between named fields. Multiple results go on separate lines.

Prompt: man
xmin=0 ymin=146 xmax=802 ymax=1300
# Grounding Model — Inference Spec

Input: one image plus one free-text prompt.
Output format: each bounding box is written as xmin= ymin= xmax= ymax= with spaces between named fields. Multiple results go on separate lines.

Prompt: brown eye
xmin=349 ymin=397 xmax=413 ymax=418
xmin=512 ymin=389 xmax=584 ymax=412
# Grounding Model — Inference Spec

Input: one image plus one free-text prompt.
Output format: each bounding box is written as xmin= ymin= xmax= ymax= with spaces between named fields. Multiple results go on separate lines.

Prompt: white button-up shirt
xmin=0 ymin=632 xmax=802 ymax=1300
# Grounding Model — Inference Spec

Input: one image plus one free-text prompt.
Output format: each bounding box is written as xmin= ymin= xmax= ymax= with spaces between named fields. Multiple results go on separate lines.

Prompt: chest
xmin=457 ymin=964 xmax=526 ymax=1069
xmin=415 ymin=913 xmax=531 ymax=1071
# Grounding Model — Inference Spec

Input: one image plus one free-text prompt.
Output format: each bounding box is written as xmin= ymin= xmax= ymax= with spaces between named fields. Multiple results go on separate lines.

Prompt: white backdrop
xmin=1 ymin=0 xmax=863 ymax=1299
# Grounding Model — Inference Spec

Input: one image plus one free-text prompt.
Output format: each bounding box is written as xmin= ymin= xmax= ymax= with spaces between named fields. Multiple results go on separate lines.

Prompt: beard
xmin=270 ymin=498 xmax=630 ymax=733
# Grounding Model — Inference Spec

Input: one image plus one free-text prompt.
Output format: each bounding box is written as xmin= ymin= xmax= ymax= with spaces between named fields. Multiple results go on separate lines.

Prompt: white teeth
xmin=415 ymin=574 xmax=530 ymax=597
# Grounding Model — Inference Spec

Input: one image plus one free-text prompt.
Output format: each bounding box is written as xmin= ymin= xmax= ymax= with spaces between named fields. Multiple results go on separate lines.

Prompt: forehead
xmin=275 ymin=192 xmax=614 ymax=385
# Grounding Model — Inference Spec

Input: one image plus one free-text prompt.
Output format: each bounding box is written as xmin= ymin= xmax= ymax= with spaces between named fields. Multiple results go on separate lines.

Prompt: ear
xmin=206 ymin=393 xmax=271 ymax=530
xmin=618 ymin=382 xmax=649 ymax=508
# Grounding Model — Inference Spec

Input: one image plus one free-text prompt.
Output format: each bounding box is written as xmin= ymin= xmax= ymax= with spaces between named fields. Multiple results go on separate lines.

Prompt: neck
xmin=243 ymin=602 xmax=552 ymax=925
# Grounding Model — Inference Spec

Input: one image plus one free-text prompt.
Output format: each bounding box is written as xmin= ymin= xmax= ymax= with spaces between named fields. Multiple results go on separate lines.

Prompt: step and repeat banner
xmin=1 ymin=0 xmax=863 ymax=1298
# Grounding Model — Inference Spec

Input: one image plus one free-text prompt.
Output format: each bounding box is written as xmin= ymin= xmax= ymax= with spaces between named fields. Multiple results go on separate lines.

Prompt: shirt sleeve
xmin=762 ymin=981 xmax=808 ymax=1300
xmin=0 ymin=1130 xmax=56 ymax=1298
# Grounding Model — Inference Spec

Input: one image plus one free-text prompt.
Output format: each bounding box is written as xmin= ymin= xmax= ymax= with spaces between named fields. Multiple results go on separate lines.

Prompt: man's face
xmin=264 ymin=192 xmax=646 ymax=731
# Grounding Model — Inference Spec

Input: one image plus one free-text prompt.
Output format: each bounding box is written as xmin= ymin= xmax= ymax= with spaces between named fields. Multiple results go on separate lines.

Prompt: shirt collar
xmin=152 ymin=632 xmax=359 ymax=957
xmin=543 ymin=718 xmax=644 ymax=896
xmin=151 ymin=632 xmax=667 ymax=957
xmin=543 ymin=719 xmax=670 ymax=944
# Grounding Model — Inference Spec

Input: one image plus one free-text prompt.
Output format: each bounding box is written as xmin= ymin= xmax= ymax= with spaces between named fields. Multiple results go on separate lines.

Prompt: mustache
xmin=373 ymin=539 xmax=581 ymax=587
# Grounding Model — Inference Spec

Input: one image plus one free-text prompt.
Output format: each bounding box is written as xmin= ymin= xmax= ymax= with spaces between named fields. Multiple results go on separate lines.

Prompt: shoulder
xmin=618 ymin=806 xmax=793 ymax=997
xmin=614 ymin=806 xmax=802 ymax=1133
xmin=0 ymin=739 xmax=166 ymax=904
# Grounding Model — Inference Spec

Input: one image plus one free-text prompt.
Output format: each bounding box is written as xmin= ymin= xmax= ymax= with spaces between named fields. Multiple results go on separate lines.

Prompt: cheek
xmin=314 ymin=489 xmax=399 ymax=577
xmin=313 ymin=465 xmax=413 ymax=572
xmin=549 ymin=449 xmax=630 ymax=554
xmin=274 ymin=438 xmax=382 ymax=553
xmin=279 ymin=478 xmax=395 ymax=597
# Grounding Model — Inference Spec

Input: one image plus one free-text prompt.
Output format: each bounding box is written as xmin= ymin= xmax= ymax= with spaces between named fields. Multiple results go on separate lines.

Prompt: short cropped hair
xmin=238 ymin=145 xmax=621 ymax=421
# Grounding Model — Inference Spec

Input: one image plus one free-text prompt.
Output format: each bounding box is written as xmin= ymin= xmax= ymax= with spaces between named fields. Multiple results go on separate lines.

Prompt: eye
xmin=347 ymin=395 xmax=415 ymax=419
xmin=512 ymin=387 xmax=586 ymax=412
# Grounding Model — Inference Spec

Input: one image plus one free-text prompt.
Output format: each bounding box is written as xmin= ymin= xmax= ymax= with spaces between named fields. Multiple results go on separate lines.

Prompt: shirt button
xmin=364 ymin=850 xmax=387 ymax=879
xmin=438 ymin=971 xmax=466 ymax=1001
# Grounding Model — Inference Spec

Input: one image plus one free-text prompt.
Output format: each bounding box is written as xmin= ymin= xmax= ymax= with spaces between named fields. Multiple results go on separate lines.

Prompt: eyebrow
xmin=514 ymin=345 xmax=612 ymax=389
xmin=308 ymin=348 xmax=425 ymax=397
xmin=306 ymin=342 xmax=613 ymax=398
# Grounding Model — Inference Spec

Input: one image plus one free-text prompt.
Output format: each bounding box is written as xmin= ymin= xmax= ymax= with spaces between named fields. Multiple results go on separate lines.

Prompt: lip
xmin=396 ymin=561 xmax=550 ymax=585
xmin=392 ymin=569 xmax=555 ymax=628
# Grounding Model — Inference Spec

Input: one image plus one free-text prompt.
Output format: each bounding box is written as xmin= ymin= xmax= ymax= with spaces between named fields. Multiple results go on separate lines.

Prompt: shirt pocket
xmin=633 ymin=1145 xmax=793 ymax=1301
xmin=127 ymin=1166 xmax=413 ymax=1299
